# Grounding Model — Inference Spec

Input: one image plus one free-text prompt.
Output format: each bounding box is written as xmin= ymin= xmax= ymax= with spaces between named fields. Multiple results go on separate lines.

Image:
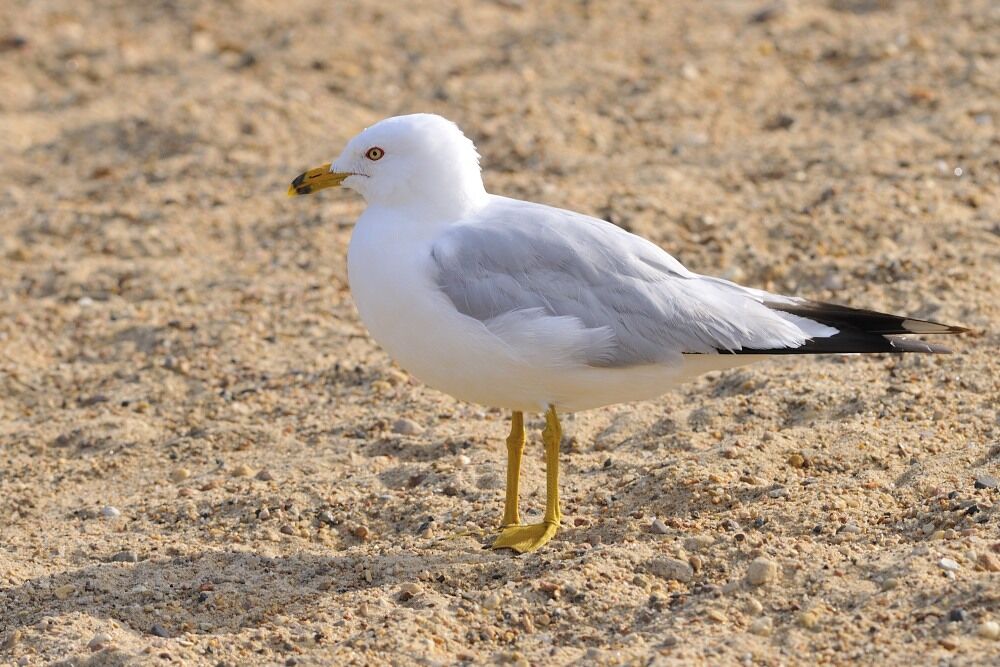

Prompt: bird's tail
xmin=732 ymin=299 xmax=968 ymax=354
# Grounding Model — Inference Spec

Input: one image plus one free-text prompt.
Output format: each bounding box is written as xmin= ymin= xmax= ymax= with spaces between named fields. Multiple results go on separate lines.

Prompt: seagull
xmin=289 ymin=113 xmax=966 ymax=553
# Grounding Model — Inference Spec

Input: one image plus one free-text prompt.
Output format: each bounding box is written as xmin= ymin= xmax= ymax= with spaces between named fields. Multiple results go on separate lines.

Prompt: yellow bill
xmin=287 ymin=163 xmax=351 ymax=196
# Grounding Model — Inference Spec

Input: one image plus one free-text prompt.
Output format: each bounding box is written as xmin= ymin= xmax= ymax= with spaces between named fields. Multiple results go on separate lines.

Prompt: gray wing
xmin=430 ymin=197 xmax=827 ymax=367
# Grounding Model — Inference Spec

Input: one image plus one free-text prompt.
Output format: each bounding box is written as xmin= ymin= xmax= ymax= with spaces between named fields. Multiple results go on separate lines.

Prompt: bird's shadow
xmin=0 ymin=547 xmax=492 ymax=638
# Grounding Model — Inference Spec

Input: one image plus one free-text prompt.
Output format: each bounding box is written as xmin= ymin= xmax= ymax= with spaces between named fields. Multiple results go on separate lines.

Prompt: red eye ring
xmin=365 ymin=146 xmax=384 ymax=161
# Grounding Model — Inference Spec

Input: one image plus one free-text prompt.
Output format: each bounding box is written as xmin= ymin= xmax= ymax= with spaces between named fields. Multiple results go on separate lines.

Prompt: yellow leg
xmin=502 ymin=411 xmax=525 ymax=526
xmin=492 ymin=406 xmax=562 ymax=553
xmin=433 ymin=413 xmax=525 ymax=547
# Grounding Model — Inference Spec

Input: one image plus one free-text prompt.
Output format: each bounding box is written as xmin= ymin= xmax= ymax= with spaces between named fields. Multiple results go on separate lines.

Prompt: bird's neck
xmin=367 ymin=188 xmax=489 ymax=225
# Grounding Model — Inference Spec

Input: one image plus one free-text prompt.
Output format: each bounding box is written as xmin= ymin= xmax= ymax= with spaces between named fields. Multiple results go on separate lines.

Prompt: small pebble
xmin=279 ymin=524 xmax=296 ymax=535
xmin=457 ymin=454 xmax=471 ymax=466
xmin=881 ymin=577 xmax=900 ymax=591
xmin=706 ymin=609 xmax=726 ymax=623
xmin=101 ymin=506 xmax=121 ymax=518
xmin=684 ymin=535 xmax=715 ymax=552
xmin=749 ymin=617 xmax=773 ymax=636
xmin=232 ymin=464 xmax=253 ymax=478
xmin=257 ymin=508 xmax=271 ymax=520
xmin=650 ymin=518 xmax=669 ymax=534
xmin=88 ymin=632 xmax=112 ymax=651
xmin=54 ymin=584 xmax=74 ymax=600
xmin=352 ymin=524 xmax=371 ymax=540
xmin=977 ymin=552 xmax=1000 ymax=572
xmin=939 ymin=557 xmax=960 ymax=571
xmin=256 ymin=469 xmax=275 ymax=481
xmin=974 ymin=475 xmax=999 ymax=490
xmin=948 ymin=608 xmax=967 ymax=622
xmin=400 ymin=582 xmax=421 ymax=596
xmin=745 ymin=598 xmax=764 ymax=616
xmin=111 ymin=550 xmax=138 ymax=563
xmin=746 ymin=557 xmax=779 ymax=586
xmin=169 ymin=468 xmax=190 ymax=483
xmin=538 ymin=581 xmax=560 ymax=598
xmin=392 ymin=418 xmax=424 ymax=435
xmin=317 ymin=510 xmax=335 ymax=525
xmin=149 ymin=624 xmax=171 ymax=638
xmin=483 ymin=592 xmax=501 ymax=609
xmin=688 ymin=554 xmax=703 ymax=572
xmin=977 ymin=621 xmax=1000 ymax=640
xmin=798 ymin=610 xmax=819 ymax=628
xmin=765 ymin=113 xmax=796 ymax=131
xmin=648 ymin=557 xmax=694 ymax=583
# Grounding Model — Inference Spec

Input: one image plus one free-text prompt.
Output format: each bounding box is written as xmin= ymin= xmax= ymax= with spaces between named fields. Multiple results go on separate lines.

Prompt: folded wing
xmin=430 ymin=197 xmax=964 ymax=367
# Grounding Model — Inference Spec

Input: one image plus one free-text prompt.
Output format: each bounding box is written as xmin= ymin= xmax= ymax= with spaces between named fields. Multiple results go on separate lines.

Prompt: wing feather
xmin=430 ymin=197 xmax=821 ymax=367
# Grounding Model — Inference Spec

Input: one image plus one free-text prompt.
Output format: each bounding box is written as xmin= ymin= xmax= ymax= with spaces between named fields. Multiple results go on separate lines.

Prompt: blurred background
xmin=0 ymin=1 xmax=997 ymax=664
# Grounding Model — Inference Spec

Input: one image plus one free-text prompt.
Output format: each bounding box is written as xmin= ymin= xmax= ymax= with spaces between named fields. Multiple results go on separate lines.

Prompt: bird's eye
xmin=365 ymin=147 xmax=384 ymax=161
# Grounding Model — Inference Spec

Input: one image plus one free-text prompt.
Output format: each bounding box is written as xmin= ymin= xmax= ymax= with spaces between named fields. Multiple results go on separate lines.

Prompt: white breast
xmin=347 ymin=211 xmax=529 ymax=408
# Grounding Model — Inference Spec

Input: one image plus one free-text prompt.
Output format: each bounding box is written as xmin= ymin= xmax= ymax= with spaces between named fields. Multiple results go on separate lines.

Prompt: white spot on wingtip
xmin=902 ymin=319 xmax=950 ymax=334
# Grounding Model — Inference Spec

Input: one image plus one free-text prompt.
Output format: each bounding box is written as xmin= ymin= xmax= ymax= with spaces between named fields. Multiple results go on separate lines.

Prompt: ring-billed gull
xmin=289 ymin=113 xmax=966 ymax=553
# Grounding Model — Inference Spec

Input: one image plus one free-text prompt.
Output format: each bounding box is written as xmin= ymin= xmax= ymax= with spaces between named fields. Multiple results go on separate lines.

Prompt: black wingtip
xmin=720 ymin=299 xmax=967 ymax=355
xmin=765 ymin=299 xmax=967 ymax=337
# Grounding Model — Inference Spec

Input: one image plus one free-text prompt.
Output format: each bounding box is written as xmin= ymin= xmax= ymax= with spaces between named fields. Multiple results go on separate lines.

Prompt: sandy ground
xmin=1 ymin=0 xmax=998 ymax=665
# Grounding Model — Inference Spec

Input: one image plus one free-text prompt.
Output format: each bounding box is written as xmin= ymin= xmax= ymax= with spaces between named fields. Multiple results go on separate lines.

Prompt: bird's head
xmin=288 ymin=113 xmax=487 ymax=218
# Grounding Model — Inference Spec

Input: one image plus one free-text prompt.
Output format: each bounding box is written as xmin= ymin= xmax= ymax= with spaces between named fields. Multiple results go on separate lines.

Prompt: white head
xmin=289 ymin=113 xmax=488 ymax=219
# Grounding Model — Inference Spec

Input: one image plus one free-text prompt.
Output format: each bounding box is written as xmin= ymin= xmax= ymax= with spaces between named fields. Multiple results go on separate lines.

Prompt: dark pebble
xmin=79 ymin=394 xmax=109 ymax=406
xmin=749 ymin=6 xmax=784 ymax=23
xmin=0 ymin=35 xmax=28 ymax=52
xmin=150 ymin=624 xmax=171 ymax=638
xmin=764 ymin=113 xmax=795 ymax=131
xmin=974 ymin=475 xmax=999 ymax=490
xmin=111 ymin=550 xmax=138 ymax=563
xmin=948 ymin=608 xmax=967 ymax=622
